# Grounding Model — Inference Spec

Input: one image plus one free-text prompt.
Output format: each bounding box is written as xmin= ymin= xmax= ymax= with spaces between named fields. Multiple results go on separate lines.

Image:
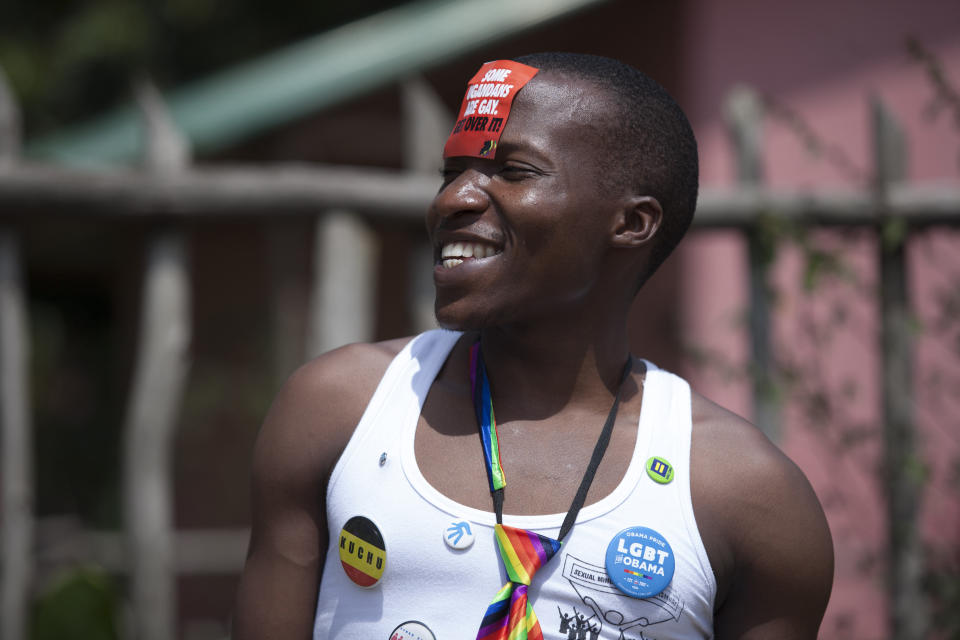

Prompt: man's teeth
xmin=440 ymin=242 xmax=500 ymax=268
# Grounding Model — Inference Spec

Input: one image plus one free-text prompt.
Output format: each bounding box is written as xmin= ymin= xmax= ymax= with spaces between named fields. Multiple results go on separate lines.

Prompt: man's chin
xmin=434 ymin=315 xmax=483 ymax=332
xmin=433 ymin=305 xmax=491 ymax=332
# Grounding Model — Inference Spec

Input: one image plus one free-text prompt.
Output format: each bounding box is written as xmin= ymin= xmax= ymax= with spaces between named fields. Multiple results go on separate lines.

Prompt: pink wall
xmin=673 ymin=2 xmax=960 ymax=637
xmin=681 ymin=0 xmax=960 ymax=186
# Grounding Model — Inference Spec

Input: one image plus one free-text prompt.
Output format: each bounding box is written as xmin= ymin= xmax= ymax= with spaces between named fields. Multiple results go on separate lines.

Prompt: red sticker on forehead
xmin=443 ymin=60 xmax=539 ymax=159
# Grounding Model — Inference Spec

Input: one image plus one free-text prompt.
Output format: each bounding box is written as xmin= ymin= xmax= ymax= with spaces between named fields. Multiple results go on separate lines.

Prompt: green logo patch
xmin=645 ymin=456 xmax=674 ymax=484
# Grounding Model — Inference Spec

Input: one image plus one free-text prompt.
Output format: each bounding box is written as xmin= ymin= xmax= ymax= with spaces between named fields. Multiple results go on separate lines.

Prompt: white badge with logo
xmin=443 ymin=519 xmax=475 ymax=550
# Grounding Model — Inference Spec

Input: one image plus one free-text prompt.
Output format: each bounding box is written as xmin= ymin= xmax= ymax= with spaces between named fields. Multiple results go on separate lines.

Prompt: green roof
xmin=27 ymin=0 xmax=608 ymax=167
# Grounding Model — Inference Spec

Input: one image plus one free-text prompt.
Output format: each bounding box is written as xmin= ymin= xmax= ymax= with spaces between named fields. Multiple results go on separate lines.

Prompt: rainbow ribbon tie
xmin=476 ymin=523 xmax=562 ymax=640
xmin=469 ymin=340 xmax=631 ymax=640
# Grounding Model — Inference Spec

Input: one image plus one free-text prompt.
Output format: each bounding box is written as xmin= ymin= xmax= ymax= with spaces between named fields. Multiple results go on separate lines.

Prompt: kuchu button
xmin=339 ymin=515 xmax=386 ymax=587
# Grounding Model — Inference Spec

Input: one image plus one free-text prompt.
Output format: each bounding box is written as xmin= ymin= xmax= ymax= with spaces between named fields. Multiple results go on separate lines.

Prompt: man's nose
xmin=429 ymin=169 xmax=491 ymax=221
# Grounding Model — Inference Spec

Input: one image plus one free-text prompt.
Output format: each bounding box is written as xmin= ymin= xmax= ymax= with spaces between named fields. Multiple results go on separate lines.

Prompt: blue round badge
xmin=605 ymin=526 xmax=675 ymax=599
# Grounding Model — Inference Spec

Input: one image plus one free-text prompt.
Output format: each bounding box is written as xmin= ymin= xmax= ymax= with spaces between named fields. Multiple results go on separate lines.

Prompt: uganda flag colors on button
xmin=339 ymin=516 xmax=386 ymax=587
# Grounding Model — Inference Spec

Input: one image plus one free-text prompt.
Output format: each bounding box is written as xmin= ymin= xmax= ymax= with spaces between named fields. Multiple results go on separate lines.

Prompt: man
xmin=234 ymin=53 xmax=833 ymax=639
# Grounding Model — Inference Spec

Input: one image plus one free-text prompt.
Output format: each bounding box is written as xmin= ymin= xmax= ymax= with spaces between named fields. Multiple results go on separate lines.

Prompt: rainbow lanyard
xmin=468 ymin=340 xmax=632 ymax=534
xmin=469 ymin=342 xmax=506 ymax=497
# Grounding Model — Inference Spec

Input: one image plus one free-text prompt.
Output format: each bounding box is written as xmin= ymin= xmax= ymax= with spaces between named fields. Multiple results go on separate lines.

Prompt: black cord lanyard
xmin=471 ymin=342 xmax=633 ymax=541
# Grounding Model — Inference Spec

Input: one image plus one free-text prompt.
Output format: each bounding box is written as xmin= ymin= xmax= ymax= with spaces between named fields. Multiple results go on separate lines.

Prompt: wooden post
xmin=0 ymin=64 xmax=33 ymax=640
xmin=0 ymin=66 xmax=20 ymax=167
xmin=725 ymin=86 xmax=779 ymax=441
xmin=0 ymin=233 xmax=32 ymax=640
xmin=134 ymin=78 xmax=190 ymax=175
xmin=268 ymin=224 xmax=308 ymax=387
xmin=401 ymin=77 xmax=450 ymax=333
xmin=873 ymin=96 xmax=927 ymax=640
xmin=306 ymin=211 xmax=377 ymax=358
xmin=400 ymin=76 xmax=451 ymax=175
xmin=407 ymin=241 xmax=438 ymax=333
xmin=122 ymin=79 xmax=191 ymax=640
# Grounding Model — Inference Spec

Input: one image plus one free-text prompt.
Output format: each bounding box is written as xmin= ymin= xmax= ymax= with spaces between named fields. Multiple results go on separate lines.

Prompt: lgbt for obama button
xmin=605 ymin=526 xmax=675 ymax=598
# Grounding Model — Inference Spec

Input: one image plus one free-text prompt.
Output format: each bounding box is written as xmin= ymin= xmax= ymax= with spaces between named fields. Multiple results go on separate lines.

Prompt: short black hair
xmin=513 ymin=53 xmax=698 ymax=286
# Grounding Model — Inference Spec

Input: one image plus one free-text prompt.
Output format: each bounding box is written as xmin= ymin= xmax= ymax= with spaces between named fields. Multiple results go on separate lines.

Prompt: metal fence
xmin=1 ymin=70 xmax=959 ymax=640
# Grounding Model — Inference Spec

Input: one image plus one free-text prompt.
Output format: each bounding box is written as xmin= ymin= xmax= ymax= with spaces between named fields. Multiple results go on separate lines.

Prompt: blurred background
xmin=0 ymin=0 xmax=958 ymax=638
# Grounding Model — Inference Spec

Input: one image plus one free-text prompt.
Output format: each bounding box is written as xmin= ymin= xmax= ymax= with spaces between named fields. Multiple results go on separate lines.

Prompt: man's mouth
xmin=439 ymin=242 xmax=502 ymax=268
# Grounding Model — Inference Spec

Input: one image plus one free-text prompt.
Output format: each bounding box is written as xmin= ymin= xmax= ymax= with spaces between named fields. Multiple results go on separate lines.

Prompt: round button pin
xmin=339 ymin=516 xmax=386 ymax=588
xmin=388 ymin=620 xmax=437 ymax=640
xmin=645 ymin=456 xmax=674 ymax=484
xmin=443 ymin=519 xmax=475 ymax=550
xmin=605 ymin=525 xmax=675 ymax=599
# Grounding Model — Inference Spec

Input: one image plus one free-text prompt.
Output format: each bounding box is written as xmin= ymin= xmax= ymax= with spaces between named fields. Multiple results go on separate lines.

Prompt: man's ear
xmin=610 ymin=196 xmax=663 ymax=248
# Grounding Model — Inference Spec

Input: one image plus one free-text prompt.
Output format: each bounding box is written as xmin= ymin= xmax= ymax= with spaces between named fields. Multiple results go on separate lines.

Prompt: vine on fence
xmin=686 ymin=38 xmax=960 ymax=638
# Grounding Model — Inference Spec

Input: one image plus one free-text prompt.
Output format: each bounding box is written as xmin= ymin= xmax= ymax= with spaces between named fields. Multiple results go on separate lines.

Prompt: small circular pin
xmin=388 ymin=620 xmax=436 ymax=640
xmin=339 ymin=516 xmax=386 ymax=588
xmin=605 ymin=525 xmax=675 ymax=599
xmin=645 ymin=456 xmax=674 ymax=484
xmin=443 ymin=519 xmax=475 ymax=550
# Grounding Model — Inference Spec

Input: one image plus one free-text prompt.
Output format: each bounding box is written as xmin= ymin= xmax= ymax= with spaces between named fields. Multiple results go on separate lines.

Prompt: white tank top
xmin=314 ymin=330 xmax=716 ymax=639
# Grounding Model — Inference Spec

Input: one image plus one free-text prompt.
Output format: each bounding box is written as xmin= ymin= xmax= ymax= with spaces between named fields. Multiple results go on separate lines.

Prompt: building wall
xmin=675 ymin=1 xmax=960 ymax=637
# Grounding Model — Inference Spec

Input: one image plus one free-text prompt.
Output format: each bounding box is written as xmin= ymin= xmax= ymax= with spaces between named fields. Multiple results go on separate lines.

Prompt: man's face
xmin=427 ymin=72 xmax=624 ymax=330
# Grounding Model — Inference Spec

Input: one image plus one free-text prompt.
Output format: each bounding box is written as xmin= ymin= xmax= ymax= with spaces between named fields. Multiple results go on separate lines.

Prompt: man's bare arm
xmin=232 ymin=340 xmax=407 ymax=639
xmin=692 ymin=394 xmax=834 ymax=640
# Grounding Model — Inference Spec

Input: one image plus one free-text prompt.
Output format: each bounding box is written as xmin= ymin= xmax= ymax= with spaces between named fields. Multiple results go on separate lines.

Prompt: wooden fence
xmin=1 ymin=69 xmax=959 ymax=640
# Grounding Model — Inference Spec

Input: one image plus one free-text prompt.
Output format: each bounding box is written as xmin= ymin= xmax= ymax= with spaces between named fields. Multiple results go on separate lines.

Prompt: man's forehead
xmin=512 ymin=72 xmax=609 ymax=120
xmin=503 ymin=73 xmax=618 ymax=151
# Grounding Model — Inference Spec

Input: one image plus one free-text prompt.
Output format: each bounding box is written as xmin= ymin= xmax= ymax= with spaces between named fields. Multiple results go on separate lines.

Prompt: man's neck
xmin=475 ymin=318 xmax=631 ymax=421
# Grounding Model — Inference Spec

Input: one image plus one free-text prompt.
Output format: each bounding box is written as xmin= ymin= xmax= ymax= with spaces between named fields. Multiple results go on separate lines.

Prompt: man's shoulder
xmin=690 ymin=392 xmax=799 ymax=490
xmin=280 ymin=335 xmax=415 ymax=433
xmin=689 ymin=390 xmax=826 ymax=538
xmin=251 ymin=336 xmax=415 ymax=485
xmin=290 ymin=336 xmax=414 ymax=401
xmin=689 ymin=391 xmax=833 ymax=628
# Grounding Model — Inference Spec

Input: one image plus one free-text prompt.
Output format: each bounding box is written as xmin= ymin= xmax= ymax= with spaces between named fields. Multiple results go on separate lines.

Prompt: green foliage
xmin=751 ymin=210 xmax=789 ymax=271
xmin=882 ymin=217 xmax=908 ymax=252
xmin=31 ymin=567 xmax=120 ymax=640
xmin=925 ymin=548 xmax=960 ymax=639
xmin=903 ymin=452 xmax=931 ymax=485
xmin=760 ymin=94 xmax=867 ymax=184
xmin=906 ymin=37 xmax=960 ymax=169
xmin=0 ymin=0 xmax=409 ymax=135
xmin=753 ymin=208 xmax=858 ymax=293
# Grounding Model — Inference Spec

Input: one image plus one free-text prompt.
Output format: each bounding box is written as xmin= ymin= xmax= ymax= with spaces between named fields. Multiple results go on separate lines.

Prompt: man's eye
xmin=500 ymin=165 xmax=536 ymax=180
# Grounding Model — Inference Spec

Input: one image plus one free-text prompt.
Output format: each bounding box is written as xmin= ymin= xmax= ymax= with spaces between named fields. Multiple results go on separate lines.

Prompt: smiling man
xmin=233 ymin=53 xmax=833 ymax=640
